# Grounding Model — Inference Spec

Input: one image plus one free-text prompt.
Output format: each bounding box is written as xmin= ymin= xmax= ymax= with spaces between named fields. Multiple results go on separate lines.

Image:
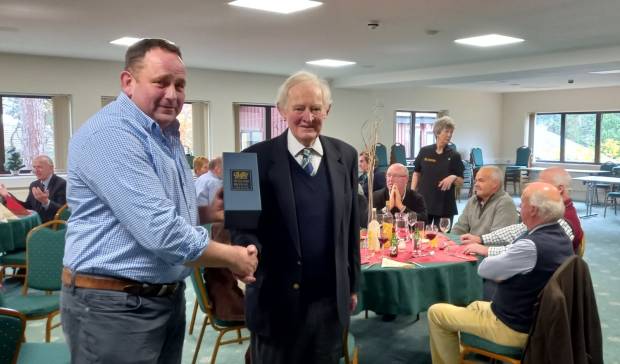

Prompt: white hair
xmin=276 ymin=70 xmax=332 ymax=109
xmin=528 ymin=188 xmax=565 ymax=223
xmin=433 ymin=116 xmax=456 ymax=136
xmin=34 ymin=155 xmax=54 ymax=167
xmin=479 ymin=166 xmax=504 ymax=189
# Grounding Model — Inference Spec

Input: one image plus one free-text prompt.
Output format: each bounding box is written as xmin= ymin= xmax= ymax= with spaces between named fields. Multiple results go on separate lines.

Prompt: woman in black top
xmin=411 ymin=116 xmax=464 ymax=227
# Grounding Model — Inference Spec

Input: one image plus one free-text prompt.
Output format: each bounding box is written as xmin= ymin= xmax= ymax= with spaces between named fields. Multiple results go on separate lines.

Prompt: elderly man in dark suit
xmin=0 ymin=155 xmax=66 ymax=222
xmin=233 ymin=71 xmax=360 ymax=364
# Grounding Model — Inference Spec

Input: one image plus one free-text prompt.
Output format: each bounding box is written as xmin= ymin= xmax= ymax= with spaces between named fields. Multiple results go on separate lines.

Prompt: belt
xmin=62 ymin=267 xmax=180 ymax=297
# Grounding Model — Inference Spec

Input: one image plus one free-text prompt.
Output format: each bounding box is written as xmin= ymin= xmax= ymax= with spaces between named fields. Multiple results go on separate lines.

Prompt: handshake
xmin=229 ymin=244 xmax=259 ymax=284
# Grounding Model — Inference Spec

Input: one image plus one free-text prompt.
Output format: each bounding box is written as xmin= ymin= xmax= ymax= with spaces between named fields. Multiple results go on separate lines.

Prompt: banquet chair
xmin=470 ymin=147 xmax=484 ymax=180
xmin=390 ymin=143 xmax=407 ymax=165
xmin=53 ymin=203 xmax=71 ymax=221
xmin=603 ymin=167 xmax=620 ymax=217
xmin=504 ymin=146 xmax=531 ymax=195
xmin=340 ymin=327 xmax=359 ymax=364
xmin=456 ymin=160 xmax=474 ymax=201
xmin=189 ymin=267 xmax=249 ymax=364
xmin=0 ymin=307 xmax=70 ymax=364
xmin=594 ymin=162 xmax=617 ymax=204
xmin=460 ymin=332 xmax=522 ymax=364
xmin=374 ymin=143 xmax=388 ymax=173
xmin=3 ymin=220 xmax=67 ymax=342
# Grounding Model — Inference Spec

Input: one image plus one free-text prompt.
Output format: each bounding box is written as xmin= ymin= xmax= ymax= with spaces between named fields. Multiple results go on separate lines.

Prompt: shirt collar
xmin=40 ymin=174 xmax=52 ymax=188
xmin=287 ymin=129 xmax=323 ymax=157
xmin=117 ymin=92 xmax=180 ymax=138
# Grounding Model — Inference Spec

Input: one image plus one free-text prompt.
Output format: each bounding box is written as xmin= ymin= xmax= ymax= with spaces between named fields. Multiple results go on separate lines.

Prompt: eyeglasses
xmin=386 ymin=174 xmax=408 ymax=179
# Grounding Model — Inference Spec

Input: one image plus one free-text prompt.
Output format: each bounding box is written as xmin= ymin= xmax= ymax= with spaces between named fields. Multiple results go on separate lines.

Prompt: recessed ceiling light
xmin=228 ymin=0 xmax=322 ymax=14
xmin=454 ymin=34 xmax=524 ymax=47
xmin=306 ymin=59 xmax=356 ymax=67
xmin=110 ymin=37 xmax=142 ymax=47
xmin=589 ymin=69 xmax=620 ymax=74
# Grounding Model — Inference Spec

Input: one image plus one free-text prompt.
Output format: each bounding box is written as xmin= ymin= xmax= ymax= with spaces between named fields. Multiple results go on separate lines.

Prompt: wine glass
xmin=394 ymin=213 xmax=408 ymax=250
xmin=407 ymin=212 xmax=417 ymax=238
xmin=439 ymin=218 xmax=451 ymax=234
xmin=425 ymin=224 xmax=439 ymax=249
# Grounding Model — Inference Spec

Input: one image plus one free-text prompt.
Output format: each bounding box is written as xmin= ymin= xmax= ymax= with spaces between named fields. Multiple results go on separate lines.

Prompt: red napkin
xmin=5 ymin=195 xmax=30 ymax=216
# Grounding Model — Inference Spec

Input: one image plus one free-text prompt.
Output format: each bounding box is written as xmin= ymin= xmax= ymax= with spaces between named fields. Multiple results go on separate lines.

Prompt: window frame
xmin=235 ymin=103 xmax=286 ymax=151
xmin=0 ymin=94 xmax=55 ymax=174
xmin=534 ymin=111 xmax=617 ymax=164
xmin=394 ymin=110 xmax=438 ymax=159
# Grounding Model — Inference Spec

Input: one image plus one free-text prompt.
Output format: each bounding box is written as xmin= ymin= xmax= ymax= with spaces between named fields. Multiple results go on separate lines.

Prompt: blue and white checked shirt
xmin=63 ymin=92 xmax=209 ymax=283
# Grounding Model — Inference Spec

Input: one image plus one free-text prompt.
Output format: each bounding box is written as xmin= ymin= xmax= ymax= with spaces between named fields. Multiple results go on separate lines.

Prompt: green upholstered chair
xmin=604 ymin=167 xmax=620 ymax=217
xmin=459 ymin=332 xmax=523 ymax=364
xmin=504 ymin=146 xmax=531 ymax=195
xmin=0 ymin=307 xmax=70 ymax=364
xmin=374 ymin=143 xmax=388 ymax=173
xmin=4 ymin=220 xmax=67 ymax=342
xmin=390 ymin=143 xmax=407 ymax=165
xmin=53 ymin=204 xmax=71 ymax=221
xmin=457 ymin=160 xmax=474 ymax=201
xmin=470 ymin=147 xmax=484 ymax=169
xmin=189 ymin=267 xmax=249 ymax=364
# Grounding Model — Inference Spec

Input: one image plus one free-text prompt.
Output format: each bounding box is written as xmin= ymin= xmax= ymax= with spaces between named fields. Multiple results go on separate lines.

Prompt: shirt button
xmin=292 ymin=283 xmax=300 ymax=290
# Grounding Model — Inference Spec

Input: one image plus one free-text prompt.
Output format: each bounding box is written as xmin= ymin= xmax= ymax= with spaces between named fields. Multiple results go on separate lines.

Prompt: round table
xmin=0 ymin=212 xmax=42 ymax=253
xmin=357 ymin=234 xmax=483 ymax=316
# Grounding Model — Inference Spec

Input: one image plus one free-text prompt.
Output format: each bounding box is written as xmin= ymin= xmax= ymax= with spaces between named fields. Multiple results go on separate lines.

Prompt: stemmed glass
xmin=394 ymin=213 xmax=408 ymax=251
xmin=439 ymin=218 xmax=451 ymax=234
xmin=425 ymin=224 xmax=439 ymax=249
xmin=407 ymin=212 xmax=417 ymax=239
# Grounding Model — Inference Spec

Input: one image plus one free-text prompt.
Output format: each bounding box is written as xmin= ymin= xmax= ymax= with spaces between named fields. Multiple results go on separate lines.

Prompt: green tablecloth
xmin=357 ymin=233 xmax=483 ymax=316
xmin=0 ymin=212 xmax=42 ymax=253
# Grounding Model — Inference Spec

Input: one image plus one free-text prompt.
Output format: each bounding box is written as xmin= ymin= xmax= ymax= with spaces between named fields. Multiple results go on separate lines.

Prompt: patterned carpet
xmin=5 ymin=199 xmax=618 ymax=363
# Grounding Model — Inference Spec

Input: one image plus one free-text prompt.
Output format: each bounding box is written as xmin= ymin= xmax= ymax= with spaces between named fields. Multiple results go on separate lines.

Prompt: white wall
xmin=502 ymin=85 xmax=620 ymax=162
xmin=0 ymin=52 xmax=374 ymax=156
xmin=369 ymin=87 xmax=503 ymax=163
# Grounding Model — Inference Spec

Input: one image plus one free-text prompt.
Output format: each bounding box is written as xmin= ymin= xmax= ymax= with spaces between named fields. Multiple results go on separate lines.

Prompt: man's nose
xmin=301 ymin=109 xmax=314 ymax=121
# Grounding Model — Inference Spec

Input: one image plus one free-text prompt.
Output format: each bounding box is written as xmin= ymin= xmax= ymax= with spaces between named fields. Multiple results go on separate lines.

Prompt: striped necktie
xmin=300 ymin=148 xmax=314 ymax=175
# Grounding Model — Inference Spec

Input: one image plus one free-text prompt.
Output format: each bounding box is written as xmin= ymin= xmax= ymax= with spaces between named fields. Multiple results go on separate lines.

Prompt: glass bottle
xmin=367 ymin=208 xmax=380 ymax=252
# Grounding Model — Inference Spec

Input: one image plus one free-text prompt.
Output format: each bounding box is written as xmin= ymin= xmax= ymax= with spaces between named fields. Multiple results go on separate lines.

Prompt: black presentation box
xmin=223 ymin=152 xmax=262 ymax=229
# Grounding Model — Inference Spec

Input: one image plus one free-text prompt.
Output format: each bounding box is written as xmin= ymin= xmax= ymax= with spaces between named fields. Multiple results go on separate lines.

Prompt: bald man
xmin=0 ymin=155 xmax=66 ymax=222
xmin=461 ymin=167 xmax=582 ymax=256
xmin=372 ymin=163 xmax=427 ymax=222
xmin=452 ymin=166 xmax=518 ymax=236
xmin=428 ymin=182 xmax=574 ymax=364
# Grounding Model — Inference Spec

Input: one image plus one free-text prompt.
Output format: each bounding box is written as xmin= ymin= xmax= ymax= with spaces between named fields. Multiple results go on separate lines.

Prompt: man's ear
xmin=120 ymin=70 xmax=134 ymax=98
xmin=325 ymin=104 xmax=331 ymax=116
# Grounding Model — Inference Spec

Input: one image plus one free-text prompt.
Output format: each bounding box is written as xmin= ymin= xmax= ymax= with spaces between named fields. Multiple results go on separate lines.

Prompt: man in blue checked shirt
xmin=60 ymin=39 xmax=258 ymax=364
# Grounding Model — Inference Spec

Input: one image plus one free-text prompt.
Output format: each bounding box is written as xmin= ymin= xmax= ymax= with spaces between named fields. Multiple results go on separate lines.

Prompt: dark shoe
xmin=382 ymin=314 xmax=397 ymax=322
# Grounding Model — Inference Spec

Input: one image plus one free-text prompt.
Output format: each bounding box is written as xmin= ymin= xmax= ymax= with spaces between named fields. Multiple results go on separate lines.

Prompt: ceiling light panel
xmin=228 ymin=0 xmax=322 ymax=14
xmin=454 ymin=34 xmax=524 ymax=47
xmin=305 ymin=59 xmax=356 ymax=67
xmin=109 ymin=37 xmax=142 ymax=46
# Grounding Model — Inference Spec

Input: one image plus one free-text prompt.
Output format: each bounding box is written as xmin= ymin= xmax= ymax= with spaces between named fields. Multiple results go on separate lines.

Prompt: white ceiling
xmin=2 ymin=0 xmax=620 ymax=92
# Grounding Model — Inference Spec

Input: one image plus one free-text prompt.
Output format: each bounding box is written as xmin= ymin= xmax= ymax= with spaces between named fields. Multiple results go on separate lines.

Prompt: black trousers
xmin=250 ymin=297 xmax=344 ymax=364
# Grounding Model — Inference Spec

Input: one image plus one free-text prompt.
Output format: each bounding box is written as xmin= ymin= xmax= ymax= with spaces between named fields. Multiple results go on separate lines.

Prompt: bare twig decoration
xmin=361 ymin=119 xmax=381 ymax=223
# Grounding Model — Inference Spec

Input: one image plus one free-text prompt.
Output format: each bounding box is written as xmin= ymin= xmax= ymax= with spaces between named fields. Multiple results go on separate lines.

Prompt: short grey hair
xmin=540 ymin=167 xmax=572 ymax=189
xmin=478 ymin=166 xmax=504 ymax=189
xmin=433 ymin=116 xmax=456 ymax=137
xmin=208 ymin=156 xmax=222 ymax=170
xmin=276 ymin=71 xmax=332 ymax=109
xmin=34 ymin=155 xmax=54 ymax=167
xmin=528 ymin=188 xmax=565 ymax=223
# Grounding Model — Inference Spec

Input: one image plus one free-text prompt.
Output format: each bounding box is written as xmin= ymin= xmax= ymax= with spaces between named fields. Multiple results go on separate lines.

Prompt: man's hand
xmin=230 ymin=244 xmax=258 ymax=284
xmin=0 ymin=184 xmax=10 ymax=198
xmin=31 ymin=186 xmax=50 ymax=205
xmin=462 ymin=243 xmax=489 ymax=256
xmin=388 ymin=185 xmax=404 ymax=212
xmin=349 ymin=293 xmax=358 ymax=313
xmin=460 ymin=233 xmax=482 ymax=245
xmin=437 ymin=175 xmax=457 ymax=191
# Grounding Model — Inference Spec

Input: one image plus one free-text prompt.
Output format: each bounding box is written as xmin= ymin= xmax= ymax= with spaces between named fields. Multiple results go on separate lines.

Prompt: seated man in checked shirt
xmin=461 ymin=167 xmax=582 ymax=257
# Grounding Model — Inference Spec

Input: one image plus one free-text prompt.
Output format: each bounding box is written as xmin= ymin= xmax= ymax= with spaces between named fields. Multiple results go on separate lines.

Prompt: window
xmin=533 ymin=112 xmax=620 ymax=163
xmin=101 ymin=97 xmax=200 ymax=156
xmin=1 ymin=95 xmax=55 ymax=173
xmin=236 ymin=104 xmax=287 ymax=151
xmin=394 ymin=111 xmax=438 ymax=158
